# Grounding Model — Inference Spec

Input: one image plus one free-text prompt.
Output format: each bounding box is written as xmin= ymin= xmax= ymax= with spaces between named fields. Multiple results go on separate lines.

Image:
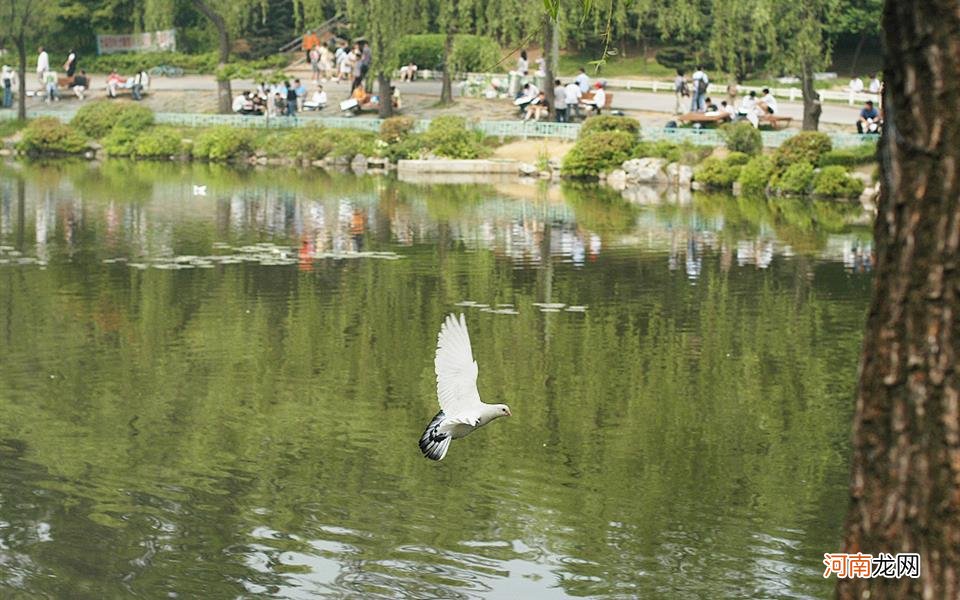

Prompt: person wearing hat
xmin=582 ymin=81 xmax=606 ymax=116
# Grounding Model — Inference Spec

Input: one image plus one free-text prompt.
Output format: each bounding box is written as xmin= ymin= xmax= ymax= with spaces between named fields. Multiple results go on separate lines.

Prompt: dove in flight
xmin=419 ymin=313 xmax=511 ymax=461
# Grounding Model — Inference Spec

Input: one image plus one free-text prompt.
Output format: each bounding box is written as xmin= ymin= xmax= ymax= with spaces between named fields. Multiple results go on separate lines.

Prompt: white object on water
xmin=193 ymin=185 xmax=207 ymax=196
xmin=418 ymin=314 xmax=512 ymax=461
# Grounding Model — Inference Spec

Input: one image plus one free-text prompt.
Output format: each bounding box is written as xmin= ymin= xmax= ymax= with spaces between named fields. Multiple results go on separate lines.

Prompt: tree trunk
xmin=192 ymin=0 xmax=232 ymax=114
xmin=850 ymin=30 xmax=867 ymax=77
xmin=377 ymin=72 xmax=392 ymax=118
xmin=15 ymin=36 xmax=26 ymax=121
xmin=800 ymin=62 xmax=821 ymax=131
xmin=543 ymin=13 xmax=555 ymax=117
xmin=440 ymin=29 xmax=453 ymax=105
xmin=838 ymin=2 xmax=960 ymax=599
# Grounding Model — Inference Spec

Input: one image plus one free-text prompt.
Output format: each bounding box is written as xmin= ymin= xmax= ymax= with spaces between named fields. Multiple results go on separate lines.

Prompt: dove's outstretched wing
xmin=434 ymin=313 xmax=482 ymax=415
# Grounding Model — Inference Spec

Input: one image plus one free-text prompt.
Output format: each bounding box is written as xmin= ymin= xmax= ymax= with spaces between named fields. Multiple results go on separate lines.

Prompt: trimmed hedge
xmin=719 ymin=122 xmax=762 ymax=156
xmin=380 ymin=116 xmax=416 ymax=143
xmin=72 ymin=101 xmax=154 ymax=138
xmin=819 ymin=142 xmax=877 ymax=167
xmin=192 ymin=126 xmax=255 ymax=161
xmin=773 ymin=132 xmax=832 ymax=171
xmin=579 ymin=115 xmax=640 ymax=139
xmin=695 ymin=154 xmax=747 ymax=189
xmin=770 ymin=161 xmax=815 ymax=195
xmin=737 ymin=155 xmax=775 ymax=195
xmin=812 ymin=165 xmax=865 ymax=198
xmin=632 ymin=140 xmax=712 ymax=165
xmin=133 ymin=127 xmax=183 ymax=158
xmin=420 ymin=116 xmax=487 ymax=159
xmin=562 ymin=130 xmax=636 ymax=177
xmin=19 ymin=118 xmax=87 ymax=154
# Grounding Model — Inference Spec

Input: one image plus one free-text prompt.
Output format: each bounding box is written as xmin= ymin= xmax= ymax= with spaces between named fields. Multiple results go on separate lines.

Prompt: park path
xmin=89 ymin=73 xmax=862 ymax=127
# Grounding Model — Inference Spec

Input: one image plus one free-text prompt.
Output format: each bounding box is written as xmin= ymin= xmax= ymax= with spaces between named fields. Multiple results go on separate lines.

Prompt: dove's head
xmin=495 ymin=404 xmax=512 ymax=418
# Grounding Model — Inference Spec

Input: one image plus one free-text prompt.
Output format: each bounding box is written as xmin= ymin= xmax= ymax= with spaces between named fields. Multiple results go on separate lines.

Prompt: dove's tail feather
xmin=419 ymin=410 xmax=451 ymax=461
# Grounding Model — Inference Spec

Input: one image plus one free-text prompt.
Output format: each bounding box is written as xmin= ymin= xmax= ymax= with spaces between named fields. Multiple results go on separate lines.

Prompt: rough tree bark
xmin=15 ymin=36 xmax=27 ymax=121
xmin=440 ymin=29 xmax=454 ymax=105
xmin=192 ymin=0 xmax=232 ymax=114
xmin=801 ymin=61 xmax=821 ymax=131
xmin=542 ymin=13 xmax=555 ymax=116
xmin=377 ymin=72 xmax=392 ymax=118
xmin=838 ymin=1 xmax=960 ymax=599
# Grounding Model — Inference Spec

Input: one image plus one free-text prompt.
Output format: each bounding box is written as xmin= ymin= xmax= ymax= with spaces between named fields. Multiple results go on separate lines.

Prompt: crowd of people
xmin=232 ymin=79 xmax=330 ymax=117
xmin=511 ymin=63 xmax=608 ymax=123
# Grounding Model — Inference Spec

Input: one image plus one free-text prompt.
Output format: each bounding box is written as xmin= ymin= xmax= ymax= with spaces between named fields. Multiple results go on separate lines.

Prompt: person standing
xmin=516 ymin=50 xmax=529 ymax=76
xmin=574 ymin=67 xmax=590 ymax=93
xmin=285 ymin=81 xmax=298 ymax=117
xmin=350 ymin=44 xmax=364 ymax=91
xmin=691 ymin=65 xmax=708 ymax=112
xmin=564 ymin=79 xmax=582 ymax=121
xmin=553 ymin=79 xmax=567 ymax=122
xmin=1 ymin=65 xmax=16 ymax=108
xmin=359 ymin=42 xmax=372 ymax=86
xmin=63 ymin=49 xmax=78 ymax=78
xmin=309 ymin=45 xmax=321 ymax=82
xmin=36 ymin=47 xmax=49 ymax=85
xmin=673 ymin=69 xmax=688 ymax=113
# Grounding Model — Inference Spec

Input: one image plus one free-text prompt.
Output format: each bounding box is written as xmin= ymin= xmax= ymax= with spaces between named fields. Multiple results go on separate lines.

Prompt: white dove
xmin=419 ymin=313 xmax=511 ymax=461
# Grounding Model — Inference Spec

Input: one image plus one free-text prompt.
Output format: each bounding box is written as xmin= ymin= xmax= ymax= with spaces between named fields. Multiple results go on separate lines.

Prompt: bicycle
xmin=148 ymin=64 xmax=184 ymax=78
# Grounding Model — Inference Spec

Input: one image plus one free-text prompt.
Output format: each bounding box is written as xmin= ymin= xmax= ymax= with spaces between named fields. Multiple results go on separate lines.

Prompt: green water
xmin=0 ymin=162 xmax=872 ymax=599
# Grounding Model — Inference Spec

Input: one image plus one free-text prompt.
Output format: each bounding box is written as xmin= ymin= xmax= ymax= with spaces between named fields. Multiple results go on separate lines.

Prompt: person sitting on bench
xmin=582 ymin=82 xmax=606 ymax=115
xmin=303 ymin=85 xmax=328 ymax=111
xmin=857 ymin=100 xmax=882 ymax=133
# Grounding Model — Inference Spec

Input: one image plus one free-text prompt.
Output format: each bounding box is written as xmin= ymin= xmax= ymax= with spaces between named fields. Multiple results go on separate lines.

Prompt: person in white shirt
xmin=690 ymin=65 xmax=708 ymax=111
xmin=583 ymin=82 xmax=606 ymax=115
xmin=564 ymin=81 xmax=582 ymax=121
xmin=850 ymin=76 xmax=864 ymax=93
xmin=516 ymin=50 xmax=529 ymax=76
xmin=868 ymin=74 xmax=881 ymax=94
xmin=574 ymin=67 xmax=590 ymax=93
xmin=758 ymin=88 xmax=778 ymax=114
xmin=535 ymin=57 xmax=546 ymax=77
xmin=36 ymin=47 xmax=49 ymax=84
xmin=552 ymin=79 xmax=568 ymax=122
xmin=738 ymin=90 xmax=760 ymax=127
xmin=720 ymin=100 xmax=737 ymax=119
xmin=303 ymin=86 xmax=328 ymax=110
xmin=2 ymin=65 xmax=16 ymax=108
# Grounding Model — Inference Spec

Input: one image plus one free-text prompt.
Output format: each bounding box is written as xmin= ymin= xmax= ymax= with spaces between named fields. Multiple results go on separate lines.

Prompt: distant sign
xmin=96 ymin=29 xmax=176 ymax=55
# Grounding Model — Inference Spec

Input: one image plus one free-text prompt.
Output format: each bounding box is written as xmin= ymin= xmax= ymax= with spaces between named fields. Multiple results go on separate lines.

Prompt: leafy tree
xmin=707 ymin=0 xmax=775 ymax=81
xmin=0 ymin=0 xmax=55 ymax=120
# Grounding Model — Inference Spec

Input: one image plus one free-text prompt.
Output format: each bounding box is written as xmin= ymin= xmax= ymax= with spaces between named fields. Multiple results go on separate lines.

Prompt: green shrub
xmin=695 ymin=157 xmax=740 ymax=189
xmin=812 ymin=165 xmax=866 ymax=198
xmin=18 ymin=118 xmax=87 ymax=154
xmin=632 ymin=140 xmax=711 ymax=165
xmin=329 ymin=129 xmax=377 ymax=159
xmin=773 ymin=132 xmax=832 ymax=171
xmin=72 ymin=101 xmax=154 ymax=138
xmin=133 ymin=127 xmax=183 ymax=158
xmin=719 ymin=122 xmax=763 ymax=156
xmin=82 ymin=52 xmax=289 ymax=76
xmin=0 ymin=119 xmax=27 ymax=138
xmin=420 ymin=116 xmax=486 ymax=159
xmin=579 ymin=115 xmax=640 ymax=139
xmin=273 ymin=129 xmax=336 ymax=160
xmin=192 ymin=126 xmax=255 ymax=160
xmin=819 ymin=142 xmax=877 ymax=167
xmin=562 ymin=130 xmax=636 ymax=177
xmin=725 ymin=151 xmax=751 ymax=166
xmin=102 ymin=126 xmax=138 ymax=156
xmin=380 ymin=116 xmax=416 ymax=143
xmin=737 ymin=155 xmax=775 ymax=195
xmin=395 ymin=34 xmax=501 ymax=72
xmin=380 ymin=134 xmax=425 ymax=161
xmin=770 ymin=161 xmax=815 ymax=195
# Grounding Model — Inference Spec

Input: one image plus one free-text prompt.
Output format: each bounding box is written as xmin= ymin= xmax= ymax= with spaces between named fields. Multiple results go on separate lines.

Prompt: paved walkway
xmin=79 ymin=73 xmax=863 ymax=127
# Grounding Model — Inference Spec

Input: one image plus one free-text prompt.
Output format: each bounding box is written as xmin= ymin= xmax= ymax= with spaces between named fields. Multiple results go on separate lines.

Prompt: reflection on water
xmin=0 ymin=161 xmax=871 ymax=599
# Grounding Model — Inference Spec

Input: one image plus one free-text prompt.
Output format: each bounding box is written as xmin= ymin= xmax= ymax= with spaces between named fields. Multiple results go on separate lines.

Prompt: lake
xmin=0 ymin=161 xmax=873 ymax=598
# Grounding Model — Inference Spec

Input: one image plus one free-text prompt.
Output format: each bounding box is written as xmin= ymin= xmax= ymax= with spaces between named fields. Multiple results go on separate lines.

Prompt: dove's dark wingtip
xmin=419 ymin=410 xmax=451 ymax=461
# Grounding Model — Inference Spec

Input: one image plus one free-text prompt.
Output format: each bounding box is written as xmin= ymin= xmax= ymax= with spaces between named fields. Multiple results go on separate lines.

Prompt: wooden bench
xmin=579 ymin=91 xmax=613 ymax=116
xmin=759 ymin=114 xmax=793 ymax=129
xmin=677 ymin=111 xmax=732 ymax=127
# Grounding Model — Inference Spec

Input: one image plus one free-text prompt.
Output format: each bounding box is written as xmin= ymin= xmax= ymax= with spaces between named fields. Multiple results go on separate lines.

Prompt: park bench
xmin=758 ymin=114 xmax=793 ymax=129
xmin=677 ymin=111 xmax=732 ymax=127
xmin=579 ymin=91 xmax=613 ymax=117
xmin=105 ymin=73 xmax=152 ymax=98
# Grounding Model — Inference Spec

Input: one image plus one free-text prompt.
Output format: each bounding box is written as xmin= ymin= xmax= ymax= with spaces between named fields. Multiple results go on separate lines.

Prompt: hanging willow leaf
xmin=543 ymin=0 xmax=560 ymax=20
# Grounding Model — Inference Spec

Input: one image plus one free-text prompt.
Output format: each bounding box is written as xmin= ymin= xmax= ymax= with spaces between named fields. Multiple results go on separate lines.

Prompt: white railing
xmin=4 ymin=109 xmax=879 ymax=148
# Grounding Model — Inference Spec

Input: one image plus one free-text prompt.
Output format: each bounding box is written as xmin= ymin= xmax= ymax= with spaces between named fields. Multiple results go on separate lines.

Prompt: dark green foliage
xmin=812 ymin=166 xmax=866 ymax=198
xmin=272 ymin=129 xmax=336 ymax=160
xmin=737 ymin=155 xmax=775 ymax=195
xmin=18 ymin=118 xmax=87 ymax=155
xmin=562 ymin=131 xmax=636 ymax=177
xmin=420 ymin=116 xmax=487 ymax=159
xmin=719 ymin=122 xmax=763 ymax=156
xmin=82 ymin=52 xmax=288 ymax=76
xmin=380 ymin=116 xmax=416 ymax=143
xmin=0 ymin=119 xmax=27 ymax=138
xmin=819 ymin=143 xmax=878 ymax=167
xmin=192 ymin=127 xmax=255 ymax=161
xmin=579 ymin=115 xmax=641 ymax=139
xmin=725 ymin=151 xmax=751 ymax=166
xmin=380 ymin=134 xmax=425 ymax=161
xmin=72 ymin=101 xmax=154 ymax=138
xmin=395 ymin=34 xmax=501 ymax=72
xmin=133 ymin=128 xmax=183 ymax=159
xmin=770 ymin=161 xmax=815 ymax=195
xmin=773 ymin=132 xmax=832 ymax=171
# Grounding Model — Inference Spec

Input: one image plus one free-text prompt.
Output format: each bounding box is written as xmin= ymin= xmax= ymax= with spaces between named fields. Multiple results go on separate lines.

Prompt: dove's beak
xmin=507 ymin=407 xmax=512 ymax=417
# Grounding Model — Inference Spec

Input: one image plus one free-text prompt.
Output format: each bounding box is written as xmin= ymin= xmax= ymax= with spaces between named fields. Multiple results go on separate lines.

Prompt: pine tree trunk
xmin=377 ymin=72 xmax=392 ymax=118
xmin=440 ymin=30 xmax=453 ymax=105
xmin=800 ymin=62 xmax=821 ymax=131
xmin=192 ymin=0 xmax=232 ymax=114
xmin=838 ymin=2 xmax=960 ymax=599
xmin=543 ymin=13 xmax=555 ymax=116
